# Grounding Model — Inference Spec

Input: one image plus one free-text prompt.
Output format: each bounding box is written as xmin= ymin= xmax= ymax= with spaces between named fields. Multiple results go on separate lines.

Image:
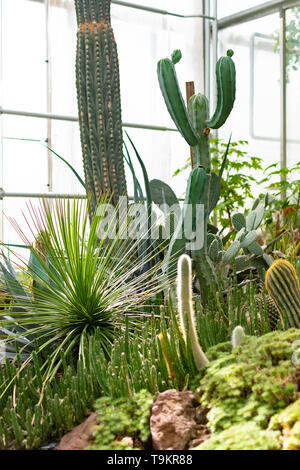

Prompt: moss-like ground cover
xmin=194 ymin=329 xmax=300 ymax=450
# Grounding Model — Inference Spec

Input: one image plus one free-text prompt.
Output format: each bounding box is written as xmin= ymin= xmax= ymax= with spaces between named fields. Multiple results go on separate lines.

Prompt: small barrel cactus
xmin=265 ymin=259 xmax=300 ymax=328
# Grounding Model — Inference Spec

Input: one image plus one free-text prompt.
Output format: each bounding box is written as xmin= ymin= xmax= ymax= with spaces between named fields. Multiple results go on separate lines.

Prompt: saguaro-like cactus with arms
xmin=157 ymin=49 xmax=236 ymax=299
xmin=75 ymin=0 xmax=127 ymax=213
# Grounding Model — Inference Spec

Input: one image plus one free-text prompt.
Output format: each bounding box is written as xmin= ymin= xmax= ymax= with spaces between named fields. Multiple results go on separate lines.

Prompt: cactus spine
xmin=177 ymin=255 xmax=209 ymax=370
xmin=75 ymin=0 xmax=127 ymax=213
xmin=265 ymin=259 xmax=300 ymax=328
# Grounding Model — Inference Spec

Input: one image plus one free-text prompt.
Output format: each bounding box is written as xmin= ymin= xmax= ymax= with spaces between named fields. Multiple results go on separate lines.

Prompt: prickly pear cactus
xmin=206 ymin=196 xmax=274 ymax=282
xmin=75 ymin=0 xmax=127 ymax=213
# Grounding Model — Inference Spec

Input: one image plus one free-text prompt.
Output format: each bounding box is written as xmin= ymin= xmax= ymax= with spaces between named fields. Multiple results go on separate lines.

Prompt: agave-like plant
xmin=0 ymin=197 xmax=169 ymax=390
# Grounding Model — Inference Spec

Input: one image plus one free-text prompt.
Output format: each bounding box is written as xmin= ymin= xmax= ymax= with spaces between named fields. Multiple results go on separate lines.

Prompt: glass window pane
xmin=218 ymin=14 xmax=280 ymax=196
xmin=1 ymin=198 xmax=39 ymax=249
xmin=218 ymin=1 xmax=270 ymax=19
xmin=49 ymin=0 xmax=77 ymax=116
xmin=47 ymin=1 xmax=205 ymax=124
xmin=123 ymin=127 xmax=189 ymax=200
xmin=286 ymin=7 xmax=300 ymax=168
xmin=50 ymin=120 xmax=84 ymax=194
xmin=0 ymin=0 xmax=205 ymax=247
xmin=115 ymin=1 xmax=200 ymax=15
xmin=113 ymin=5 xmax=204 ymax=126
xmin=1 ymin=115 xmax=48 ymax=192
xmin=1 ymin=0 xmax=47 ymax=113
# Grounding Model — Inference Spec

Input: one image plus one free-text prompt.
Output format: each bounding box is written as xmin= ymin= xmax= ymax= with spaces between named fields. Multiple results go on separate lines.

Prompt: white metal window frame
xmin=0 ymin=0 xmax=299 ymax=203
xmin=0 ymin=0 xmax=214 ymax=201
xmin=218 ymin=0 xmax=300 ymax=201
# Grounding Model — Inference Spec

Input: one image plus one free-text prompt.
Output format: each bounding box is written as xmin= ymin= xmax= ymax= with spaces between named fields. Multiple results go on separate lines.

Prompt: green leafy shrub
xmin=88 ymin=390 xmax=154 ymax=450
xmin=269 ymin=398 xmax=300 ymax=450
xmin=258 ymin=162 xmax=300 ymax=259
xmin=0 ymin=278 xmax=277 ymax=449
xmin=197 ymin=422 xmax=281 ymax=450
xmin=0 ymin=198 xmax=167 ymax=390
xmin=195 ymin=329 xmax=300 ymax=435
xmin=173 ymin=138 xmax=263 ymax=230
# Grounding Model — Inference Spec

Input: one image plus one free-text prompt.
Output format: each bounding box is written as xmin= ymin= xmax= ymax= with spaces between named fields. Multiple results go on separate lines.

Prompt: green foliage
xmin=88 ymin=390 xmax=154 ymax=450
xmin=0 ymin=333 xmax=105 ymax=449
xmin=0 ymin=328 xmax=161 ymax=450
xmin=273 ymin=8 xmax=300 ymax=79
xmin=257 ymin=162 xmax=300 ymax=260
xmin=262 ymin=161 xmax=300 ymax=201
xmin=196 ymin=329 xmax=300 ymax=435
xmin=173 ymin=139 xmax=263 ymax=229
xmin=197 ymin=423 xmax=281 ymax=450
xmin=269 ymin=398 xmax=300 ymax=450
xmin=0 ymin=198 xmax=167 ymax=392
xmin=259 ymin=162 xmax=300 ymax=232
xmin=0 ymin=275 xmax=278 ymax=449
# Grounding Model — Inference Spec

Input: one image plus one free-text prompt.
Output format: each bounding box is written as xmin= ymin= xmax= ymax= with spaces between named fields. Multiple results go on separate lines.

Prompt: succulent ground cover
xmin=68 ymin=329 xmax=300 ymax=451
xmin=195 ymin=329 xmax=300 ymax=449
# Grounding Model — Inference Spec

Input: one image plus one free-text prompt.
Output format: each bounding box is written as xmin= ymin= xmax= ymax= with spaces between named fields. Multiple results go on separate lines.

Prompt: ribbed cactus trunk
xmin=75 ymin=0 xmax=127 ymax=213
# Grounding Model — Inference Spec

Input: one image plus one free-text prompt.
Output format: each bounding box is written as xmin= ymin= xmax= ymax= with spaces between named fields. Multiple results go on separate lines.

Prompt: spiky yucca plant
xmin=0 ymin=198 xmax=167 ymax=391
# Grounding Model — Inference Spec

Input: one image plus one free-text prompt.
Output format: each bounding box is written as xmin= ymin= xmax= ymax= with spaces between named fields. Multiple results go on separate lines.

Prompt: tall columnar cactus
xmin=177 ymin=254 xmax=209 ymax=370
xmin=75 ymin=0 xmax=127 ymax=212
xmin=265 ymin=259 xmax=300 ymax=328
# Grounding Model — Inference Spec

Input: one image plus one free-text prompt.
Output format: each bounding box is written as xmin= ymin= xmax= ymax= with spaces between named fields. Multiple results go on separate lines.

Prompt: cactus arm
xmin=165 ymin=168 xmax=207 ymax=277
xmin=188 ymin=94 xmax=210 ymax=169
xmin=157 ymin=57 xmax=200 ymax=147
xmin=177 ymin=255 xmax=209 ymax=370
xmin=206 ymin=50 xmax=236 ymax=130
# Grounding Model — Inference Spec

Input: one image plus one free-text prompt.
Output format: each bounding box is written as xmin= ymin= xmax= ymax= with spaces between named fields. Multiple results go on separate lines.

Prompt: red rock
xmin=57 ymin=412 xmax=98 ymax=450
xmin=150 ymin=389 xmax=206 ymax=450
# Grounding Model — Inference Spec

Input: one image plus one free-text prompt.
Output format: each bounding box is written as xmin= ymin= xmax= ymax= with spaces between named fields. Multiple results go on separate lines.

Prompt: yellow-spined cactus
xmin=157 ymin=332 xmax=174 ymax=379
xmin=265 ymin=259 xmax=300 ymax=328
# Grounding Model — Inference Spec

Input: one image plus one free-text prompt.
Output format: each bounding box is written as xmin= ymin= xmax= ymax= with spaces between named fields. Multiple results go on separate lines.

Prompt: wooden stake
xmin=186 ymin=81 xmax=195 ymax=169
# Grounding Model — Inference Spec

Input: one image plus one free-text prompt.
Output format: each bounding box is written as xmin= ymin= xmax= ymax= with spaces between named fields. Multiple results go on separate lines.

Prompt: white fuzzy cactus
xmin=231 ymin=326 xmax=246 ymax=348
xmin=177 ymin=254 xmax=209 ymax=370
